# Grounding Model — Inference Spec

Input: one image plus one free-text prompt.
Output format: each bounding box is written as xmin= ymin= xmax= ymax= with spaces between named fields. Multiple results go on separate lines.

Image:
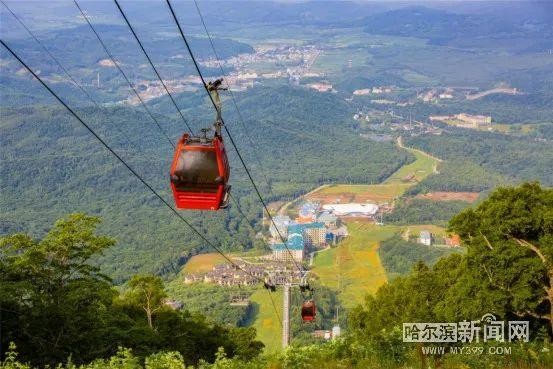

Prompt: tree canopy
xmin=0 ymin=214 xmax=263 ymax=366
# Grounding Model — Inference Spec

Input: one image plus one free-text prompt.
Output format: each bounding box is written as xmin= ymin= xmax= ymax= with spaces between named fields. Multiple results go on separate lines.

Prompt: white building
xmin=270 ymin=215 xmax=292 ymax=239
xmin=322 ymin=203 xmax=379 ymax=217
xmin=418 ymin=230 xmax=432 ymax=246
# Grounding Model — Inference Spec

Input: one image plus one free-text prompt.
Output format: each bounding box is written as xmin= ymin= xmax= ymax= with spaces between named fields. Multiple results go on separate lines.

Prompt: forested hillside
xmin=3 ymin=184 xmax=552 ymax=369
xmin=405 ymin=129 xmax=553 ymax=186
xmin=0 ymin=214 xmax=263 ymax=366
xmin=2 ymin=2 xmax=552 ymax=367
xmin=0 ymin=85 xmax=410 ymax=281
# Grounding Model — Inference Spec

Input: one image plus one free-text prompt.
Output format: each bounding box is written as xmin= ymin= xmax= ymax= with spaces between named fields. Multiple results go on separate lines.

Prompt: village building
xmin=163 ymin=299 xmax=183 ymax=310
xmin=296 ymin=202 xmax=319 ymax=223
xmin=353 ymin=89 xmax=371 ymax=95
xmin=270 ymin=215 xmax=292 ymax=239
xmin=418 ymin=230 xmax=433 ymax=246
xmin=327 ymin=225 xmax=348 ymax=245
xmin=312 ymin=330 xmax=332 ymax=340
xmin=184 ymin=274 xmax=203 ymax=284
xmin=456 ymin=113 xmax=491 ymax=126
xmin=332 ymin=325 xmax=341 ymax=339
xmin=199 ymin=263 xmax=265 ymax=286
xmin=307 ymin=82 xmax=333 ymax=92
xmin=321 ymin=203 xmax=379 ymax=217
xmin=445 ymin=234 xmax=461 ymax=247
xmin=429 ymin=113 xmax=491 ymax=128
xmin=301 ymin=222 xmax=326 ymax=248
xmin=287 ymin=222 xmax=326 ymax=248
xmin=271 ymin=233 xmax=305 ymax=262
xmin=317 ymin=211 xmax=339 ymax=228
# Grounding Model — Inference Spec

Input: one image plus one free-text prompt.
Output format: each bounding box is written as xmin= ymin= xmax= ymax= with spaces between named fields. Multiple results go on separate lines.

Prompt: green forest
xmin=2 ymin=183 xmax=553 ymax=368
xmin=0 ymin=84 xmax=410 ymax=282
xmin=2 ymin=2 xmax=553 ymax=367
xmin=379 ymin=235 xmax=461 ymax=276
xmin=384 ymin=199 xmax=471 ymax=226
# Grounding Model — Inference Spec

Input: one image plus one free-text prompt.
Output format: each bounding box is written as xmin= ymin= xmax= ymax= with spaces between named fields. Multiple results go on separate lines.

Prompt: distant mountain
xmin=361 ymin=6 xmax=552 ymax=50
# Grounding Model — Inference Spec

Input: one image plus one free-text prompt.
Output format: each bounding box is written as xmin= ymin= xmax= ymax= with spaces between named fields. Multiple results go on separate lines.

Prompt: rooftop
xmin=420 ymin=230 xmax=432 ymax=239
xmin=271 ymin=241 xmax=304 ymax=251
xmin=322 ymin=203 xmax=379 ymax=216
xmin=288 ymin=222 xmax=325 ymax=235
xmin=317 ymin=212 xmax=338 ymax=221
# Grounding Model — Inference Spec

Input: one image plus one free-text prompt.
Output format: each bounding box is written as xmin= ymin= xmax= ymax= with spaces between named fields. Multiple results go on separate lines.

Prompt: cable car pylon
xmin=269 ymin=271 xmax=316 ymax=348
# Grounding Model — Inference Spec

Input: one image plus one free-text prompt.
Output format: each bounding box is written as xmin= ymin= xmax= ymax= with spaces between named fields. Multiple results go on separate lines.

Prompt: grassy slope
xmin=402 ymin=224 xmax=447 ymax=238
xmin=182 ymin=253 xmax=229 ymax=275
xmin=313 ymin=183 xmax=412 ymax=203
xmin=310 ymin=141 xmax=440 ymax=308
xmin=311 ymin=223 xmax=398 ymax=308
xmin=249 ymin=288 xmax=283 ymax=352
xmin=383 ymin=144 xmax=439 ymax=184
xmin=176 ymin=135 xmax=442 ymax=350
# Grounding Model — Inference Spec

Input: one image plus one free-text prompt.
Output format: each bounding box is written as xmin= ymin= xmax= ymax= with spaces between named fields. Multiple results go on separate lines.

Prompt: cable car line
xmin=73 ymin=0 xmax=176 ymax=149
xmin=3 ymin=37 xmax=283 ymax=328
xmin=165 ymin=0 xmax=304 ymax=274
xmin=74 ymin=0 xmax=282 ymax=320
xmin=0 ymin=38 xmax=267 ymax=287
xmin=112 ymin=0 xmax=193 ymax=134
xmin=1 ymin=0 xmax=136 ymax=150
xmin=268 ymin=291 xmax=283 ymax=327
xmin=228 ymin=193 xmax=261 ymax=238
xmin=192 ymin=0 xmax=271 ymax=188
xmin=2 ymin=8 xmax=285 ymax=330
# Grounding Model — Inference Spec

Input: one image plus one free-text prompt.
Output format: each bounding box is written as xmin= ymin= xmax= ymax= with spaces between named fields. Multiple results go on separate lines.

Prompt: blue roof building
xmin=287 ymin=222 xmax=327 ymax=248
xmin=288 ymin=224 xmax=304 ymax=236
xmin=287 ymin=233 xmax=305 ymax=249
xmin=271 ymin=233 xmax=305 ymax=262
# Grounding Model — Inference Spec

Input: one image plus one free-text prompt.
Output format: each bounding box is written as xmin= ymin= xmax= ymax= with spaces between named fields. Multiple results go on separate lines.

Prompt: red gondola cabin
xmin=301 ymin=300 xmax=316 ymax=322
xmin=170 ymin=133 xmax=230 ymax=210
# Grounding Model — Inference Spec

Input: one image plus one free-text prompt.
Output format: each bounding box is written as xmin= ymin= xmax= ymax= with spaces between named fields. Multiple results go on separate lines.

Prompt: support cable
xmin=1 ymin=0 xmax=136 ymax=149
xmin=73 ymin=0 xmax=176 ymax=149
xmin=113 ymin=0 xmax=193 ymax=134
xmin=2 ymin=35 xmax=283 ymax=327
xmin=0 ymin=38 xmax=266 ymax=286
xmin=192 ymin=0 xmax=271 ymax=188
xmin=165 ymin=0 xmax=303 ymax=274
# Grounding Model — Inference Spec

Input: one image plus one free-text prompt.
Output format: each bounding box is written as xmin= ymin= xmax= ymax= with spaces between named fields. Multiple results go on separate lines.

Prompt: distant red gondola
xmin=301 ymin=300 xmax=316 ymax=322
xmin=170 ymin=131 xmax=230 ymax=210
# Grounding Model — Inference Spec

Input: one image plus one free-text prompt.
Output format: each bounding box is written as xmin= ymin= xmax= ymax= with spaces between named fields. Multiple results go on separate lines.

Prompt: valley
xmin=1 ymin=2 xmax=552 ymax=366
xmin=172 ymin=139 xmax=465 ymax=350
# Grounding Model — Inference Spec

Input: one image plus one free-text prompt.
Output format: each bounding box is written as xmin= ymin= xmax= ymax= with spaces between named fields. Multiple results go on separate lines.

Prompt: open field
xmin=249 ymin=288 xmax=283 ymax=352
xmin=304 ymin=139 xmax=439 ymax=206
xmin=312 ymin=223 xmax=399 ymax=308
xmin=181 ymin=253 xmax=228 ymax=275
xmin=384 ymin=142 xmax=439 ymax=184
xmin=309 ymin=142 xmax=444 ymax=308
xmin=306 ymin=183 xmax=411 ymax=204
xmin=414 ymin=191 xmax=479 ymax=203
xmin=401 ymin=224 xmax=448 ymax=239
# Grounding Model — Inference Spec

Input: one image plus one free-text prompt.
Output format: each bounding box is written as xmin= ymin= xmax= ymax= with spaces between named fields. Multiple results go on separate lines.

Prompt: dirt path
xmin=396 ymin=136 xmax=443 ymax=163
xmin=275 ymin=137 xmax=442 ymax=215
